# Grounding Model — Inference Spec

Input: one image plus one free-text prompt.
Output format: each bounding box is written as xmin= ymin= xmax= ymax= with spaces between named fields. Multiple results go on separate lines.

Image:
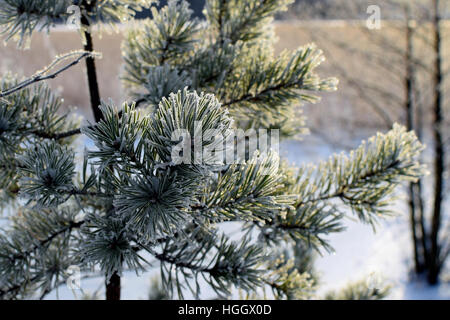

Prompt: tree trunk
xmin=408 ymin=184 xmax=422 ymax=272
xmin=429 ymin=0 xmax=444 ymax=285
xmin=106 ymin=272 xmax=121 ymax=300
xmin=80 ymin=0 xmax=103 ymax=123
xmin=416 ymin=181 xmax=429 ymax=271
xmin=411 ymin=41 xmax=429 ymax=273
xmin=79 ymin=0 xmax=120 ymax=298
xmin=404 ymin=12 xmax=423 ymax=274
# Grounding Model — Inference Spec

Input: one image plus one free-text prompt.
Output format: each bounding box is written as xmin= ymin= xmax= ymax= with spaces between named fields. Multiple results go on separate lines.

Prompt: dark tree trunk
xmin=408 ymin=184 xmax=422 ymax=272
xmin=415 ymin=96 xmax=428 ymax=270
xmin=106 ymin=272 xmax=121 ymax=300
xmin=429 ymin=0 xmax=444 ymax=285
xmin=79 ymin=0 xmax=120 ymax=298
xmin=404 ymin=11 xmax=423 ymax=274
xmin=80 ymin=0 xmax=103 ymax=123
xmin=416 ymin=181 xmax=429 ymax=271
xmin=410 ymin=29 xmax=429 ymax=274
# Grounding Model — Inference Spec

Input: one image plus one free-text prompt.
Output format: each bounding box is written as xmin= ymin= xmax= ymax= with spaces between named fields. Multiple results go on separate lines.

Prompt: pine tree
xmin=0 ymin=0 xmax=425 ymax=300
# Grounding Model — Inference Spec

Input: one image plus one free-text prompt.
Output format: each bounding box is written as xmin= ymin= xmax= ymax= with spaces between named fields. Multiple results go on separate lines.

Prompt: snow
xmin=281 ymin=138 xmax=450 ymax=300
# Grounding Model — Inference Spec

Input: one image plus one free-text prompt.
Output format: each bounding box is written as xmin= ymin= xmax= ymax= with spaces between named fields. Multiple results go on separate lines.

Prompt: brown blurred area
xmin=0 ymin=21 xmax=448 ymax=144
xmin=0 ymin=24 xmax=377 ymax=136
xmin=0 ymin=30 xmax=126 ymax=121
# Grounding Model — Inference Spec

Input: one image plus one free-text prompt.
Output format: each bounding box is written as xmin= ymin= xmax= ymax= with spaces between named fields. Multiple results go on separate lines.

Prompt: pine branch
xmin=256 ymin=124 xmax=425 ymax=249
xmin=8 ymin=220 xmax=84 ymax=267
xmin=295 ymin=158 xmax=402 ymax=207
xmin=31 ymin=98 xmax=146 ymax=141
xmin=324 ymin=279 xmax=390 ymax=300
xmin=136 ymin=233 xmax=263 ymax=298
xmin=219 ymin=45 xmax=338 ymax=114
xmin=144 ymin=246 xmax=212 ymax=274
xmin=197 ymin=152 xmax=295 ymax=222
xmin=0 ymin=274 xmax=40 ymax=299
xmin=0 ymin=209 xmax=85 ymax=299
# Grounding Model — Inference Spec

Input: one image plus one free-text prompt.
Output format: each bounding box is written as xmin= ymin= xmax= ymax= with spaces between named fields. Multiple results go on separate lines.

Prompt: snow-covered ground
xmin=281 ymin=138 xmax=450 ymax=300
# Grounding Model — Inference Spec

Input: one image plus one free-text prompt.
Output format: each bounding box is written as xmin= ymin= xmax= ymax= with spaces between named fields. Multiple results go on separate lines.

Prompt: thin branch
xmin=31 ymin=128 xmax=83 ymax=140
xmin=9 ymin=220 xmax=85 ymax=265
xmin=138 ymin=243 xmax=212 ymax=274
xmin=222 ymin=81 xmax=297 ymax=108
xmin=69 ymin=188 xmax=113 ymax=198
xmin=0 ymin=52 xmax=97 ymax=98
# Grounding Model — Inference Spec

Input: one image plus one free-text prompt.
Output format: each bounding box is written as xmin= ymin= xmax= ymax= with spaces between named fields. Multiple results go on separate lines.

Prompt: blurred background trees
xmin=292 ymin=0 xmax=449 ymax=286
